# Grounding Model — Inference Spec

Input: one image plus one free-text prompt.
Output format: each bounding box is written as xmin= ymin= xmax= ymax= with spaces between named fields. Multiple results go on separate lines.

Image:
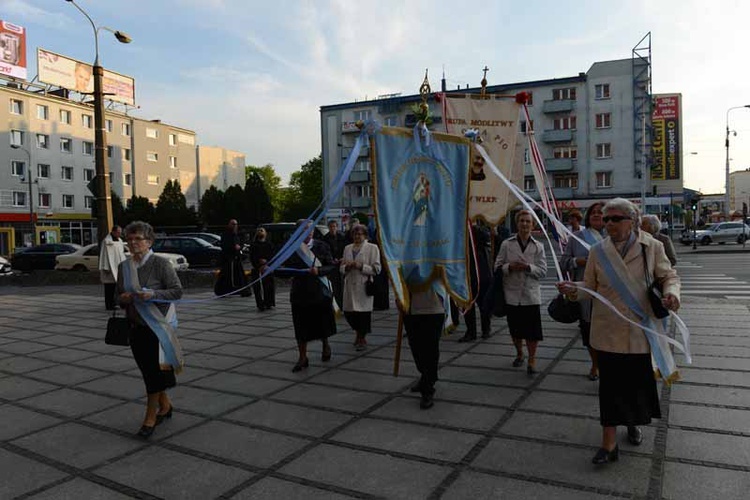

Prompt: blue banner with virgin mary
xmin=372 ymin=127 xmax=471 ymax=311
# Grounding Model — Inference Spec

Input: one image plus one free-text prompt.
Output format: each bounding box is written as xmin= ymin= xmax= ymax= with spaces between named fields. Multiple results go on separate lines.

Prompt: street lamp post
xmin=10 ymin=145 xmax=34 ymax=245
xmin=66 ymin=0 xmax=131 ymax=243
xmin=725 ymin=105 xmax=750 ymax=219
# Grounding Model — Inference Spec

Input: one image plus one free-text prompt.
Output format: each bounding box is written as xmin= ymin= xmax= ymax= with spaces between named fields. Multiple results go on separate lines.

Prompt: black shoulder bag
xmin=641 ymin=247 xmax=670 ymax=319
xmin=106 ymin=309 xmax=131 ymax=346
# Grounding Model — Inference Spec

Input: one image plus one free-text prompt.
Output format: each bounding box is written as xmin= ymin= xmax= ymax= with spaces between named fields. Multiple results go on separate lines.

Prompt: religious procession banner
xmin=443 ymin=95 xmax=522 ymax=225
xmin=372 ymin=127 xmax=471 ymax=311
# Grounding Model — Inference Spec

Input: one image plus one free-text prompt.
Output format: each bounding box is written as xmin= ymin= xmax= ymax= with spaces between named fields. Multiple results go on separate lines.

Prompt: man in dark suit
xmin=322 ymin=220 xmax=347 ymax=307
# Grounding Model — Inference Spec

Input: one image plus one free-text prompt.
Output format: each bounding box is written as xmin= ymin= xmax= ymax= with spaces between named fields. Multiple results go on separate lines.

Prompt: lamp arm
xmin=68 ymin=0 xmax=100 ymax=63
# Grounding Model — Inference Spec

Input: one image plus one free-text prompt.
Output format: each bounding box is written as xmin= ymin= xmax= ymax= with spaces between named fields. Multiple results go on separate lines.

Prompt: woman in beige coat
xmin=494 ymin=210 xmax=547 ymax=374
xmin=341 ymin=224 xmax=382 ymax=350
xmin=557 ymin=198 xmax=680 ymax=465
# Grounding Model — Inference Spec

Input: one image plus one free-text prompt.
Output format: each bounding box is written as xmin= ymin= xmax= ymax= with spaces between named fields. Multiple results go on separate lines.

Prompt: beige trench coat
xmin=340 ymin=241 xmax=382 ymax=312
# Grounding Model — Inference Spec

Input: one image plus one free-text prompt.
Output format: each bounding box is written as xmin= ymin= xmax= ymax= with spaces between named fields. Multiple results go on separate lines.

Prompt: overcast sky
xmin=4 ymin=0 xmax=749 ymax=194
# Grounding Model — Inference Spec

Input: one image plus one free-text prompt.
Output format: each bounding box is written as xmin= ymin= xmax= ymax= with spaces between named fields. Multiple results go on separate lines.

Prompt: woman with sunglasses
xmin=557 ymin=198 xmax=680 ymax=465
xmin=560 ymin=202 xmax=606 ymax=380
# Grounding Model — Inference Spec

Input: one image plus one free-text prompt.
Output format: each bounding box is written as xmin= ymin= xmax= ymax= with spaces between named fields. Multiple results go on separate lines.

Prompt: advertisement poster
xmin=37 ymin=48 xmax=135 ymax=106
xmin=0 ymin=20 xmax=27 ymax=80
xmin=444 ymin=95 xmax=521 ymax=224
xmin=652 ymin=94 xmax=681 ymax=181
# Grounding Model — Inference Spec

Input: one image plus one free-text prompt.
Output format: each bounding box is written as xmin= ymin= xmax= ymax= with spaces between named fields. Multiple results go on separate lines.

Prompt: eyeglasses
xmin=126 ymin=236 xmax=147 ymax=243
xmin=603 ymin=216 xmax=631 ymax=223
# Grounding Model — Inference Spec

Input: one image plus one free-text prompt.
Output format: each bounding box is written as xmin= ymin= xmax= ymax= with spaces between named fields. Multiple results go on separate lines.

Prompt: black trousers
xmin=251 ymin=271 xmax=276 ymax=309
xmin=104 ymin=283 xmax=117 ymax=310
xmin=130 ymin=325 xmax=174 ymax=394
xmin=404 ymin=313 xmax=444 ymax=395
xmin=464 ymin=303 xmax=491 ymax=337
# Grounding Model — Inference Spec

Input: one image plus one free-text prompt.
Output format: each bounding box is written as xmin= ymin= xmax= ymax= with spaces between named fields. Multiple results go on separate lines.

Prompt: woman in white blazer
xmin=341 ymin=224 xmax=382 ymax=350
xmin=494 ymin=209 xmax=547 ymax=374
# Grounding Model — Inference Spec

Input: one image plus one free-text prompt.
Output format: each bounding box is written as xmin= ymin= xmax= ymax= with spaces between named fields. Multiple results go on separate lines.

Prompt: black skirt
xmin=291 ymin=303 xmax=336 ymax=343
xmin=597 ymin=351 xmax=661 ymax=427
xmin=344 ymin=311 xmax=371 ymax=335
xmin=505 ymin=304 xmax=543 ymax=341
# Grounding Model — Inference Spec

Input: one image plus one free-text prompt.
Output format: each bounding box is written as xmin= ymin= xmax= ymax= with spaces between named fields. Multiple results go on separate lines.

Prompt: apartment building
xmin=729 ymin=169 xmax=750 ymax=214
xmin=195 ymin=145 xmax=246 ymax=207
xmin=320 ymin=57 xmax=682 ymax=218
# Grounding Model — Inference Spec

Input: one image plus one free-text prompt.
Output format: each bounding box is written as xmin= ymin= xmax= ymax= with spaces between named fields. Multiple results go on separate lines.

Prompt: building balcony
xmin=544 ymin=158 xmax=577 ymax=172
xmin=349 ymin=197 xmax=371 ymax=209
xmin=542 ymin=129 xmax=574 ymax=143
xmin=552 ymin=187 xmax=574 ymax=199
xmin=542 ymin=99 xmax=575 ymax=114
xmin=348 ymin=171 xmax=370 ymax=183
xmin=341 ymin=146 xmax=370 ymax=159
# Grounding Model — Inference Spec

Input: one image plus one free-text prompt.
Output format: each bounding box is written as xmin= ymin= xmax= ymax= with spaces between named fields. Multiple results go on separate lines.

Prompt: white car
xmin=55 ymin=244 xmax=190 ymax=272
xmin=0 ymin=255 xmax=12 ymax=275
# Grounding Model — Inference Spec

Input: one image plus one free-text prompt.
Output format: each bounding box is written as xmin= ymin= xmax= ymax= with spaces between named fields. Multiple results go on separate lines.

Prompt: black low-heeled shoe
xmin=627 ymin=426 xmax=643 ymax=446
xmin=512 ymin=357 xmax=525 ymax=367
xmin=137 ymin=425 xmax=155 ymax=439
xmin=155 ymin=407 xmax=173 ymax=426
xmin=591 ymin=445 xmax=619 ymax=464
xmin=321 ymin=346 xmax=332 ymax=362
xmin=292 ymin=358 xmax=309 ymax=373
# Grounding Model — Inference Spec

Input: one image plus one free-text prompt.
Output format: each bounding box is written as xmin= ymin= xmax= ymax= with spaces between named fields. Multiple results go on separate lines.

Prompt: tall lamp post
xmin=66 ymin=0 xmax=131 ymax=243
xmin=725 ymin=105 xmax=750 ymax=219
xmin=10 ymin=144 xmax=34 ymax=245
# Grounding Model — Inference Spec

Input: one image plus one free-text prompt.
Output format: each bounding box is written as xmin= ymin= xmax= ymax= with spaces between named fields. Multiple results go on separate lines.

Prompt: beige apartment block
xmin=729 ymin=169 xmax=750 ymax=213
xmin=195 ymin=145 xmax=246 ymax=205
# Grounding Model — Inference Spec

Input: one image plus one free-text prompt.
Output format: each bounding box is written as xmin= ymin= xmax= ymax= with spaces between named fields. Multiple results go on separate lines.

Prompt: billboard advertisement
xmin=37 ymin=48 xmax=135 ymax=106
xmin=651 ymin=94 xmax=681 ymax=181
xmin=0 ymin=20 xmax=27 ymax=79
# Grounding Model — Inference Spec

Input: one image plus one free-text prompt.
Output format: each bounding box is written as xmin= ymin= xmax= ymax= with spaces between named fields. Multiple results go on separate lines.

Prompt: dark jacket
xmin=220 ymin=230 xmax=242 ymax=262
xmin=250 ymin=240 xmax=274 ymax=269
xmin=276 ymin=240 xmax=336 ymax=306
xmin=322 ymin=231 xmax=347 ymax=261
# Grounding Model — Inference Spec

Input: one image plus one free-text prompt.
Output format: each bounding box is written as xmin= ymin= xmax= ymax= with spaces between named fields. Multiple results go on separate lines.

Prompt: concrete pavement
xmin=0 ymin=283 xmax=749 ymax=499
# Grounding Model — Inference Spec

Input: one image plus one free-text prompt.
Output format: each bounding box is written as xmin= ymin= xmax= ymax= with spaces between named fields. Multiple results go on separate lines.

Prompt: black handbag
xmin=547 ymin=294 xmax=581 ymax=323
xmin=481 ymin=269 xmax=507 ymax=318
xmin=105 ymin=310 xmax=131 ymax=346
xmin=365 ymin=276 xmax=376 ymax=296
xmin=642 ymin=249 xmax=670 ymax=319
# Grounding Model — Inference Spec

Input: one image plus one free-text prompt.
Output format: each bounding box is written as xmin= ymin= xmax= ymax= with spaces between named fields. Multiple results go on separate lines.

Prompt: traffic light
xmin=690 ymin=199 xmax=698 ymax=211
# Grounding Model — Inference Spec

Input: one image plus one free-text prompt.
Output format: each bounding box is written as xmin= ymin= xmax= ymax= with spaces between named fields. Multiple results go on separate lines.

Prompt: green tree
xmin=280 ymin=155 xmax=322 ymax=221
xmin=246 ymin=164 xmax=283 ymax=220
xmin=224 ymin=184 xmax=247 ymax=223
xmin=244 ymin=172 xmax=274 ymax=225
xmin=111 ymin=191 xmax=126 ymax=227
xmin=199 ymin=186 xmax=225 ymax=227
xmin=153 ymin=180 xmax=196 ymax=229
xmin=125 ymin=196 xmax=155 ymax=225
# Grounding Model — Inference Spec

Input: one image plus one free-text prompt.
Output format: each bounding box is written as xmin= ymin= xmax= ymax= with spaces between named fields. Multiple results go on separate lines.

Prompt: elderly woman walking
xmin=117 ymin=221 xmax=183 ymax=438
xmin=495 ymin=209 xmax=547 ymax=374
xmin=341 ymin=224 xmax=382 ymax=350
xmin=557 ymin=198 xmax=680 ymax=465
xmin=561 ymin=202 xmax=606 ymax=380
xmin=641 ymin=214 xmax=677 ymax=266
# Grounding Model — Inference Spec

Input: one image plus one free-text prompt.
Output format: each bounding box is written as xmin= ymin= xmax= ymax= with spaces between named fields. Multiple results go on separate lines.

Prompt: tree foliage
xmin=246 ymin=164 xmax=283 ymax=221
xmin=153 ymin=180 xmax=197 ymax=229
xmin=199 ymin=185 xmax=225 ymax=227
xmin=224 ymin=184 xmax=247 ymax=224
xmin=280 ymin=155 xmax=322 ymax=221
xmin=125 ymin=196 xmax=155 ymax=225
xmin=244 ymin=172 xmax=274 ymax=226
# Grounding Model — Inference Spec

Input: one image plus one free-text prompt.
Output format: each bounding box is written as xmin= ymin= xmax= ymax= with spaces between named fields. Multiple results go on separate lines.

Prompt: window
xmin=524 ymin=177 xmax=536 ymax=191
xmin=60 ymin=137 xmax=72 ymax=153
xmin=595 ymin=113 xmax=611 ymax=129
xmin=168 ymin=133 xmax=177 ymax=146
xmin=596 ymin=143 xmax=612 ymax=158
xmin=595 ymin=84 xmax=611 ymax=99
xmin=60 ymin=109 xmax=71 ymax=124
xmin=84 ymin=169 xmax=95 ymax=182
xmin=82 ymin=114 xmax=93 ymax=128
xmin=38 ymin=193 xmax=51 ymax=208
xmin=169 ymin=156 xmax=177 ymax=168
xmin=62 ymin=166 xmax=74 ymax=181
xmin=37 ymin=164 xmax=50 ymax=179
xmin=84 ymin=196 xmax=94 ymax=209
xmin=11 ymin=160 xmax=25 ymax=177
xmin=352 ymin=185 xmax=371 ymax=198
xmin=105 ymin=119 xmax=113 ymax=132
xmin=82 ymin=141 xmax=94 ymax=156
xmin=124 ymin=173 xmax=132 ymax=186
xmin=146 ymin=128 xmax=159 ymax=139
xmin=13 ymin=191 xmax=26 ymax=207
xmin=62 ymin=194 xmax=74 ymax=208
xmin=353 ymin=110 xmax=372 ymax=121
xmin=121 ymin=123 xmax=131 ymax=136
xmin=107 ymin=145 xmax=114 ymax=158
xmin=384 ymin=116 xmax=399 ymax=126
xmin=147 ymin=174 xmax=160 ymax=185
xmin=553 ymin=116 xmax=576 ymax=130
xmin=596 ymin=171 xmax=612 ymax=188
xmin=10 ymin=129 xmax=24 ymax=146
xmin=525 ymin=92 xmax=533 ymax=106
xmin=553 ymin=146 xmax=577 ymax=159
xmin=147 ymin=152 xmax=158 ymax=162
xmin=122 ymin=148 xmax=131 ymax=161
xmin=553 ymin=174 xmax=578 ymax=189
xmin=524 ymin=148 xmax=530 ymax=164
xmin=552 ymin=88 xmax=576 ymax=100
xmin=520 ymin=120 xmax=534 ymax=134
xmin=36 ymin=134 xmax=49 ymax=149
xmin=36 ymin=104 xmax=49 ymax=120
xmin=10 ymin=99 xmax=23 ymax=115
xmin=178 ymin=133 xmax=194 ymax=145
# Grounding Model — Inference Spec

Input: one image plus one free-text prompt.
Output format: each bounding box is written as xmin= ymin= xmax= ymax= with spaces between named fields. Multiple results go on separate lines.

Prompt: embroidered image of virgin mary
xmin=412 ymin=172 xmax=430 ymax=226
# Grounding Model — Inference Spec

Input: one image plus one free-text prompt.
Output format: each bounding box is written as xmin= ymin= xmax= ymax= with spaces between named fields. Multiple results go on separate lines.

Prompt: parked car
xmin=259 ymin=222 xmax=330 ymax=248
xmin=11 ymin=243 xmax=82 ymax=271
xmin=0 ymin=255 xmax=12 ymax=275
xmin=55 ymin=243 xmax=190 ymax=272
xmin=152 ymin=236 xmax=222 ymax=268
xmin=680 ymin=222 xmax=750 ymax=245
xmin=174 ymin=232 xmax=222 ymax=247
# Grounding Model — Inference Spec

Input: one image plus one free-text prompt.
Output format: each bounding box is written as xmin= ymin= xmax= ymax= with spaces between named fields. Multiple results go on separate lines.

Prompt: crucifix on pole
xmin=481 ymin=65 xmax=489 ymax=97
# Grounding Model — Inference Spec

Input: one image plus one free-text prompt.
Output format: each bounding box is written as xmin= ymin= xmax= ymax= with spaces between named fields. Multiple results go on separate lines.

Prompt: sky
xmin=3 ymin=0 xmax=750 ymax=194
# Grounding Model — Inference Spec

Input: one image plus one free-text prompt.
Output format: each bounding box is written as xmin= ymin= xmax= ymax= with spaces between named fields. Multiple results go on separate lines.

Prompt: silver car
xmin=692 ymin=222 xmax=750 ymax=245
